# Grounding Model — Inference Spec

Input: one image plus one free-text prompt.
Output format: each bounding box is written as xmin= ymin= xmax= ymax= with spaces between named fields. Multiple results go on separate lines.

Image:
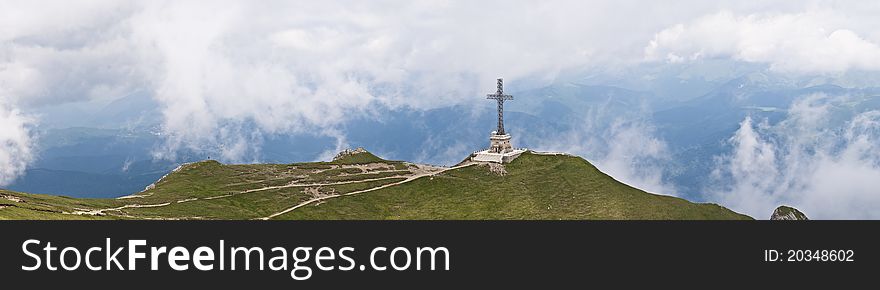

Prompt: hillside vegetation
xmin=0 ymin=150 xmax=751 ymax=220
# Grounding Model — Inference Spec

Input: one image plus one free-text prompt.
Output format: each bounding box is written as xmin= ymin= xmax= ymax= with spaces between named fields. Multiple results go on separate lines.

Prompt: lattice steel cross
xmin=486 ymin=78 xmax=514 ymax=135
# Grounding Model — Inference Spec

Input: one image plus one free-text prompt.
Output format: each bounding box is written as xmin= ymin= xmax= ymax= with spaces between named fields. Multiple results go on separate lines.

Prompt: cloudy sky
xmin=2 ymin=0 xmax=880 ymax=218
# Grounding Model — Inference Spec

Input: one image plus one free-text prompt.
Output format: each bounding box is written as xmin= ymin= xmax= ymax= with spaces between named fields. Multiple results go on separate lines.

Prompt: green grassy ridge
xmin=0 ymin=151 xmax=412 ymax=220
xmin=277 ymin=152 xmax=752 ymax=220
xmin=0 ymin=150 xmax=751 ymax=220
xmin=120 ymin=153 xmax=399 ymax=204
xmin=0 ymin=205 xmax=111 ymax=220
xmin=119 ymin=178 xmax=407 ymax=220
xmin=1 ymin=189 xmax=120 ymax=216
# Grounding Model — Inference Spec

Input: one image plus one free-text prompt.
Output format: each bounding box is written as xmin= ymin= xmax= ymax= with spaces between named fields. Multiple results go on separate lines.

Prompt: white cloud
xmin=708 ymin=116 xmax=780 ymax=217
xmin=532 ymin=100 xmax=676 ymax=196
xmin=0 ymin=1 xmax=840 ymax=158
xmin=646 ymin=10 xmax=880 ymax=73
xmin=0 ymin=101 xmax=34 ymax=186
xmin=3 ymin=1 xmax=780 ymax=161
xmin=0 ymin=1 xmax=140 ymax=106
xmin=596 ymin=120 xmax=674 ymax=195
xmin=120 ymin=0 xmax=700 ymax=161
xmin=710 ymin=94 xmax=880 ymax=219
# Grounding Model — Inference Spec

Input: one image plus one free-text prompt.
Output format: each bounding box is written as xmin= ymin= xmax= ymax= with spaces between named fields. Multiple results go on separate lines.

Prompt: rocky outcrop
xmin=770 ymin=205 xmax=809 ymax=220
xmin=333 ymin=147 xmax=368 ymax=161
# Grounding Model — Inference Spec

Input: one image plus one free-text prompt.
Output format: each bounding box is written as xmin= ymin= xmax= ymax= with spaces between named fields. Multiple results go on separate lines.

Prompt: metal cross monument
xmin=486 ymin=78 xmax=514 ymax=135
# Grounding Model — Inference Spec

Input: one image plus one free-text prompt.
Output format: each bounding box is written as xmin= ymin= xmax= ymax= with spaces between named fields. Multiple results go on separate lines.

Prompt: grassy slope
xmin=277 ymin=152 xmax=752 ymax=220
xmin=0 ymin=154 xmax=413 ymax=220
xmin=0 ymin=190 xmax=117 ymax=220
xmin=0 ymin=151 xmax=751 ymax=220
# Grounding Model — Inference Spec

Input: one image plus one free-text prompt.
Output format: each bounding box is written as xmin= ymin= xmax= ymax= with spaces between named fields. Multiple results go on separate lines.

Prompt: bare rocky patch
xmin=304 ymin=187 xmax=336 ymax=199
xmin=487 ymin=163 xmax=507 ymax=176
xmin=1 ymin=194 xmax=23 ymax=203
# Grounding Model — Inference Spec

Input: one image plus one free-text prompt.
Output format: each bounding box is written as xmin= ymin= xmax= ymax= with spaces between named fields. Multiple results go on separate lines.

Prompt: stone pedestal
xmin=489 ymin=133 xmax=513 ymax=153
xmin=472 ymin=132 xmax=524 ymax=164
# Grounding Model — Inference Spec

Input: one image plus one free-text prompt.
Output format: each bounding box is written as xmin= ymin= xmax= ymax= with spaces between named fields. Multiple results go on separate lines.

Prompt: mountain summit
xmin=0 ymin=149 xmax=750 ymax=220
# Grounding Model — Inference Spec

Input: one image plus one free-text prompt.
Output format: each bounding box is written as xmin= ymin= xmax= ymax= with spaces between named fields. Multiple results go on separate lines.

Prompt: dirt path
xmin=241 ymin=175 xmax=409 ymax=193
xmin=70 ymin=162 xmax=471 ymax=218
xmin=71 ymin=202 xmax=173 ymax=215
xmin=258 ymin=162 xmax=475 ymax=220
